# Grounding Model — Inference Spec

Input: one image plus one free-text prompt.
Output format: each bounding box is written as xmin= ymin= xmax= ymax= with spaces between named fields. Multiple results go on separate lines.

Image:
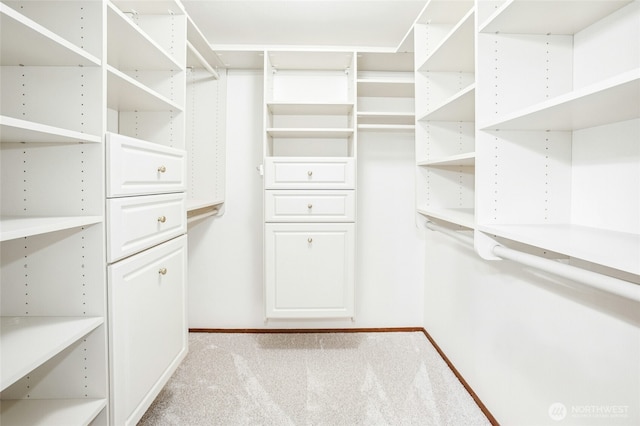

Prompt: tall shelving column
xmin=263 ymin=51 xmax=357 ymax=319
xmin=414 ymin=0 xmax=476 ymax=230
xmin=105 ymin=1 xmax=188 ymax=424
xmin=185 ymin=14 xmax=227 ymax=222
xmin=0 ymin=1 xmax=108 ymax=424
xmin=475 ymin=0 xmax=640 ymax=277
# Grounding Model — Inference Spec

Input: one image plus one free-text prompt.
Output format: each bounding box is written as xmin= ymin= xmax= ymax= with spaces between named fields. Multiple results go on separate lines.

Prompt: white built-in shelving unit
xmin=356 ymin=52 xmax=415 ymax=133
xmin=263 ymin=51 xmax=357 ymax=319
xmin=414 ymin=0 xmax=476 ymax=230
xmin=475 ymin=0 xmax=639 ymax=276
xmin=0 ymin=0 xmax=108 ymax=424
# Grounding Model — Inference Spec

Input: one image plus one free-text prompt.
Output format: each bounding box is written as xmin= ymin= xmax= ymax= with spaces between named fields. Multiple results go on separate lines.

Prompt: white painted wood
xmin=265 ymin=223 xmax=355 ymax=318
xmin=0 ymin=316 xmax=103 ymax=390
xmin=418 ymin=152 xmax=475 ymax=167
xmin=266 ymin=128 xmax=354 ymax=138
xmin=0 ymin=116 xmax=101 ymax=144
xmin=108 ymin=235 xmax=187 ymax=426
xmin=265 ymin=190 xmax=355 ymax=222
xmin=479 ymin=0 xmax=632 ymax=34
xmin=0 ymin=216 xmax=102 ymax=242
xmin=417 ymin=8 xmax=475 ymax=72
xmin=264 ymin=157 xmax=356 ymax=189
xmin=0 ymin=398 xmax=106 ymax=426
xmin=0 ymin=3 xmax=100 ymax=67
xmin=267 ymin=102 xmax=353 ymax=115
xmin=107 ymin=66 xmax=183 ymax=112
xmin=418 ymin=83 xmax=475 ymax=121
xmin=417 ymin=207 xmax=475 ymax=229
xmin=106 ymin=192 xmax=186 ymax=263
xmin=106 ymin=132 xmax=186 ymax=197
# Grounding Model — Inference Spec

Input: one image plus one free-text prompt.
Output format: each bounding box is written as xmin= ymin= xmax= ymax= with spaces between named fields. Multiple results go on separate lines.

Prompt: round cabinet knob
xmin=158 ymin=268 xmax=167 ymax=275
xmin=307 ymin=238 xmax=313 ymax=243
xmin=307 ymin=204 xmax=313 ymax=209
xmin=307 ymin=170 xmax=313 ymax=177
xmin=158 ymin=165 xmax=167 ymax=173
xmin=157 ymin=215 xmax=167 ymax=223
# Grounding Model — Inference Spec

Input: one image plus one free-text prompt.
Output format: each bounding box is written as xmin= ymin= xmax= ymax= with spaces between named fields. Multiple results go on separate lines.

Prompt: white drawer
xmin=108 ymin=235 xmax=187 ymax=425
xmin=106 ymin=132 xmax=186 ymax=197
xmin=107 ymin=193 xmax=186 ymax=263
xmin=265 ymin=190 xmax=355 ymax=222
xmin=265 ymin=157 xmax=355 ymax=189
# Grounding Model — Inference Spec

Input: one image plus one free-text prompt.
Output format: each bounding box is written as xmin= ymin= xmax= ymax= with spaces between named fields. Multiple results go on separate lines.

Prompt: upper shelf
xmin=107 ymin=65 xmax=183 ymax=112
xmin=418 ymin=84 xmax=475 ymax=122
xmin=268 ymin=51 xmax=354 ymax=71
xmin=0 ymin=3 xmax=100 ymax=67
xmin=267 ymin=102 xmax=354 ymax=115
xmin=416 ymin=0 xmax=474 ymax=24
xmin=479 ymin=0 xmax=633 ymax=34
xmin=479 ymin=69 xmax=639 ymax=131
xmin=0 ymin=116 xmax=101 ymax=144
xmin=418 ymin=207 xmax=475 ymax=230
xmin=186 ymin=14 xmax=223 ymax=77
xmin=107 ymin=2 xmax=182 ymax=71
xmin=417 ymin=8 xmax=475 ymax=72
xmin=266 ymin=128 xmax=354 ymax=138
xmin=110 ymin=0 xmax=185 ymax=15
xmin=418 ymin=152 xmax=475 ymax=167
xmin=357 ymin=77 xmax=415 ymax=98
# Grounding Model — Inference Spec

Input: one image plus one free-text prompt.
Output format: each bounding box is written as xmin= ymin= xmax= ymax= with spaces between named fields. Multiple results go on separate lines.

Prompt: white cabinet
xmin=104 ymin=3 xmax=188 ymax=424
xmin=263 ymin=51 xmax=357 ymax=319
xmin=107 ymin=235 xmax=187 ymax=426
xmin=0 ymin=1 xmax=108 ymax=424
xmin=265 ymin=223 xmax=355 ymax=318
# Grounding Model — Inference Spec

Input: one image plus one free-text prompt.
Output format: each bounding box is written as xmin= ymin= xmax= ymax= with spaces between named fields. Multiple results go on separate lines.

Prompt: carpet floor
xmin=138 ymin=331 xmax=491 ymax=425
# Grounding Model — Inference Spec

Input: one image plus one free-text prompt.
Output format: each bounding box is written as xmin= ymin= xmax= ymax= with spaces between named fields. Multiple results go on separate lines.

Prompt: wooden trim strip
xmin=188 ymin=326 xmax=499 ymax=425
xmin=419 ymin=328 xmax=500 ymax=426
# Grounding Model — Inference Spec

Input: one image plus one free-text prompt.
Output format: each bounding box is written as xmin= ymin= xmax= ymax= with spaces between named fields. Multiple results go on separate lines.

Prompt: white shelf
xmin=418 ymin=84 xmax=475 ymax=122
xmin=1 ymin=316 xmax=104 ymax=390
xmin=417 ymin=8 xmax=475 ymax=72
xmin=0 ymin=3 xmax=100 ymax=67
xmin=186 ymin=14 xmax=223 ymax=75
xmin=0 ymin=116 xmax=101 ymax=144
xmin=107 ymin=65 xmax=183 ymax=111
xmin=358 ymin=124 xmax=415 ymax=132
xmin=357 ymin=78 xmax=415 ymax=98
xmin=111 ymin=0 xmax=185 ymax=15
xmin=479 ymin=69 xmax=639 ymax=131
xmin=0 ymin=216 xmax=102 ymax=242
xmin=266 ymin=128 xmax=354 ymax=138
xmin=418 ymin=152 xmax=475 ymax=167
xmin=0 ymin=398 xmax=106 ymax=426
xmin=267 ymin=103 xmax=354 ymax=115
xmin=418 ymin=207 xmax=475 ymax=229
xmin=479 ymin=0 xmax=633 ymax=35
xmin=187 ymin=41 xmax=219 ymax=78
xmin=268 ymin=51 xmax=353 ymax=70
xmin=416 ymin=0 xmax=474 ymax=24
xmin=107 ymin=2 xmax=182 ymax=71
xmin=478 ymin=224 xmax=640 ymax=276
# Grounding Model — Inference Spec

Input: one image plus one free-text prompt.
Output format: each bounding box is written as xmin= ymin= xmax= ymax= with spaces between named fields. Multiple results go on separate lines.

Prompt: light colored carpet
xmin=138 ymin=331 xmax=491 ymax=425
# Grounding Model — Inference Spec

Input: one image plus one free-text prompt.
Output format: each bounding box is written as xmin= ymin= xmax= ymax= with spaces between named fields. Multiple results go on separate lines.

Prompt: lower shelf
xmin=417 ymin=207 xmax=475 ymax=229
xmin=1 ymin=316 xmax=103 ymax=390
xmin=0 ymin=398 xmax=106 ymax=426
xmin=478 ymin=223 xmax=640 ymax=276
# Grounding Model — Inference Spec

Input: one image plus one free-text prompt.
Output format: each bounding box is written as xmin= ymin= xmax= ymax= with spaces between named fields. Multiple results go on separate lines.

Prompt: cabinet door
xmin=108 ymin=235 xmax=187 ymax=426
xmin=265 ymin=223 xmax=355 ymax=318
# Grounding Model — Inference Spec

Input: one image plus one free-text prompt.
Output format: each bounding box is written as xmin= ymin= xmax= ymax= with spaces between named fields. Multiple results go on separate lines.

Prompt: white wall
xmin=187 ymin=69 xmax=424 ymax=329
xmin=423 ymin=229 xmax=640 ymax=425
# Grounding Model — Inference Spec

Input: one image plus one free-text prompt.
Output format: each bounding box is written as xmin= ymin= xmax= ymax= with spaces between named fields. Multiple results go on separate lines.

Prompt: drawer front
xmin=265 ymin=157 xmax=355 ymax=189
xmin=265 ymin=190 xmax=355 ymax=222
xmin=107 ymin=193 xmax=186 ymax=263
xmin=108 ymin=235 xmax=187 ymax=425
xmin=106 ymin=132 xmax=186 ymax=197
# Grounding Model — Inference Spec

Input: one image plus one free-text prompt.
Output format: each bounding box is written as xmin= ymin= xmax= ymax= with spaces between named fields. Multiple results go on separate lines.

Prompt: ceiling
xmin=182 ymin=0 xmax=427 ymax=68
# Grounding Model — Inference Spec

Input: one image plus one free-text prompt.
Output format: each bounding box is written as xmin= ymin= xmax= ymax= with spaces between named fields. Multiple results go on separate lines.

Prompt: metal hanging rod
xmin=425 ymin=221 xmax=640 ymax=303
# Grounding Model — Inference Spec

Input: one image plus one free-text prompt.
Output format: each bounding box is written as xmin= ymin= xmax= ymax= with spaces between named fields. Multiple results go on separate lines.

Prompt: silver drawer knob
xmin=158 ymin=268 xmax=167 ymax=275
xmin=157 ymin=215 xmax=167 ymax=223
xmin=158 ymin=165 xmax=167 ymax=173
xmin=307 ymin=238 xmax=313 ymax=243
xmin=307 ymin=170 xmax=313 ymax=176
xmin=307 ymin=204 xmax=313 ymax=209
